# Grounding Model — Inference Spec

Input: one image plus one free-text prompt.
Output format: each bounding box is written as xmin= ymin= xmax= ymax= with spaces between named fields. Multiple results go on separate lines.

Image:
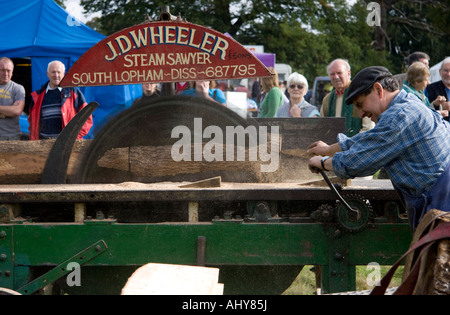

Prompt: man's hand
xmin=439 ymin=110 xmax=449 ymax=118
xmin=308 ymin=155 xmax=323 ymax=173
xmin=433 ymin=96 xmax=450 ymax=110
xmin=308 ymin=141 xmax=330 ymax=156
xmin=195 ymin=81 xmax=211 ymax=99
xmin=307 ymin=141 xmax=342 ymax=157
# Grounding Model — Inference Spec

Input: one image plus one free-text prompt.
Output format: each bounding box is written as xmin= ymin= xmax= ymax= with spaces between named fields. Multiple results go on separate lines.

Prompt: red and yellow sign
xmin=60 ymin=21 xmax=271 ymax=87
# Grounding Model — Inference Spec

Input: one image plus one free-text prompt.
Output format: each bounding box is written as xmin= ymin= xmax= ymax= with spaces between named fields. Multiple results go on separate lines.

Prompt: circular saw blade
xmin=73 ymin=95 xmax=264 ymax=184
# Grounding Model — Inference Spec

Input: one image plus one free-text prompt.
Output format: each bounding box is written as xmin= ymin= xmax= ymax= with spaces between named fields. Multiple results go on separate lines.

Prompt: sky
xmin=64 ymin=0 xmax=100 ymax=23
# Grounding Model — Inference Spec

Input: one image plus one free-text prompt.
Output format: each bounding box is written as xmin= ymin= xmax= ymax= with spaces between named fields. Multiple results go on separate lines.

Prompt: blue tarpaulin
xmin=0 ymin=0 xmax=142 ymax=138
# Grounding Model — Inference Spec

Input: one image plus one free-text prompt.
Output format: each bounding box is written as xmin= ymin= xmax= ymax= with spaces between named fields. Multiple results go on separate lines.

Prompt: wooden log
xmin=0 ymin=139 xmax=319 ymax=184
xmin=179 ymin=176 xmax=222 ymax=188
xmin=0 ymin=139 xmax=91 ymax=184
xmin=97 ymin=144 xmax=267 ymax=183
xmin=0 ymin=118 xmax=345 ymax=184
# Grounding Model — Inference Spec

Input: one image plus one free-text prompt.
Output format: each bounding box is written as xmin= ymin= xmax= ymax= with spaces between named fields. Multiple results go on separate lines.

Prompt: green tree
xmin=81 ymin=0 xmax=325 ymax=36
xmin=54 ymin=0 xmax=65 ymax=8
xmin=238 ymin=0 xmax=393 ymax=81
xmin=362 ymin=0 xmax=450 ymax=72
xmin=79 ymin=0 xmax=449 ymax=83
xmin=318 ymin=1 xmax=393 ymax=75
xmin=238 ymin=16 xmax=331 ymax=81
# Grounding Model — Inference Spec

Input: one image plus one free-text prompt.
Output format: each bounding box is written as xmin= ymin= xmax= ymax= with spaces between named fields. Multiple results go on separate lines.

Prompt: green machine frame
xmin=0 ymin=182 xmax=411 ymax=295
xmin=0 ymin=110 xmax=412 ymax=295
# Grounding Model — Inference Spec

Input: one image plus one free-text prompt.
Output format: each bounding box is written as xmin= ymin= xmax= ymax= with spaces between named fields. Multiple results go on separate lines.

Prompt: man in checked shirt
xmin=307 ymin=66 xmax=450 ymax=230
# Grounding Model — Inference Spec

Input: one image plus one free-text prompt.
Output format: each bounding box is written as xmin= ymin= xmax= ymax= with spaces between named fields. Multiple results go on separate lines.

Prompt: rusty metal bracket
xmin=16 ymin=240 xmax=107 ymax=295
xmin=41 ymin=102 xmax=98 ymax=184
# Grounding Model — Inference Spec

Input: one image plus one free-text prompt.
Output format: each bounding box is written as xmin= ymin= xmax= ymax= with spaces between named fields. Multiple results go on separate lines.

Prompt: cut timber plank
xmin=179 ymin=176 xmax=222 ymax=188
xmin=121 ymin=263 xmax=223 ymax=295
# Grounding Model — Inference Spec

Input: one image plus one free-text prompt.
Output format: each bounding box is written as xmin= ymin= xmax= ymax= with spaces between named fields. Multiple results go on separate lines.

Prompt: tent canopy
xmin=2 ymin=0 xmax=104 ymax=58
xmin=1 ymin=0 xmax=106 ymax=90
xmin=0 ymin=0 xmax=142 ymax=138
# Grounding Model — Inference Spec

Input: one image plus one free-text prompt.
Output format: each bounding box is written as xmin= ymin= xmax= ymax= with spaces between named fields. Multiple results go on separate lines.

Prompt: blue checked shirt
xmin=333 ymin=90 xmax=450 ymax=197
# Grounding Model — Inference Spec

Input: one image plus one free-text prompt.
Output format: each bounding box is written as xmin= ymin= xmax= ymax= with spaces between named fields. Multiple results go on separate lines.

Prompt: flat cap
xmin=345 ymin=66 xmax=392 ymax=105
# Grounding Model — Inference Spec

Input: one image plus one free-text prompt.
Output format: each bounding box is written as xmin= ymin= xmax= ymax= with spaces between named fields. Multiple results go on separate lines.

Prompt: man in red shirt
xmin=29 ymin=60 xmax=93 ymax=140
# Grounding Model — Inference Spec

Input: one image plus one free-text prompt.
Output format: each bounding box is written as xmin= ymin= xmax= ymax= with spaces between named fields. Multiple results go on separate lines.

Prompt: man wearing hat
xmin=307 ymin=66 xmax=450 ymax=229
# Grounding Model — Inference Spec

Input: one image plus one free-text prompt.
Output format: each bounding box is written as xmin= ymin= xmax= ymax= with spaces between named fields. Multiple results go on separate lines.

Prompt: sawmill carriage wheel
xmin=69 ymin=95 xmax=302 ymax=295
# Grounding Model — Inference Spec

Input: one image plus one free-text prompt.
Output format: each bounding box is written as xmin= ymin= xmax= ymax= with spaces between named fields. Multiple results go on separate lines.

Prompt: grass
xmin=283 ymin=265 xmax=404 ymax=295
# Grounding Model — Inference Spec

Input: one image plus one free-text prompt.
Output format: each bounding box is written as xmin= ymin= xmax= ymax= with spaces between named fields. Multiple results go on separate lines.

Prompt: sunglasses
xmin=289 ymin=84 xmax=305 ymax=90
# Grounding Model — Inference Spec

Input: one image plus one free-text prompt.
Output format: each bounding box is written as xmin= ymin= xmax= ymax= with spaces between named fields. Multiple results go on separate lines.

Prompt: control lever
xmin=312 ymin=167 xmax=360 ymax=219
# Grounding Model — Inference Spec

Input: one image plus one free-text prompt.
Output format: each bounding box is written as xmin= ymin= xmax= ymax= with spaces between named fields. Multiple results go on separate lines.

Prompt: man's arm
xmin=307 ymin=141 xmax=341 ymax=173
xmin=307 ymin=141 xmax=342 ymax=157
xmin=0 ymin=100 xmax=25 ymax=118
xmin=308 ymin=155 xmax=333 ymax=173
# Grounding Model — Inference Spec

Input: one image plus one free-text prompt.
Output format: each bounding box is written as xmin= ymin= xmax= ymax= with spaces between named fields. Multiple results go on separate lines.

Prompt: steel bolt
xmin=0 ymin=231 xmax=6 ymax=239
xmin=334 ymin=253 xmax=344 ymax=261
xmin=0 ymin=253 xmax=7 ymax=261
xmin=334 ymin=229 xmax=342 ymax=238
